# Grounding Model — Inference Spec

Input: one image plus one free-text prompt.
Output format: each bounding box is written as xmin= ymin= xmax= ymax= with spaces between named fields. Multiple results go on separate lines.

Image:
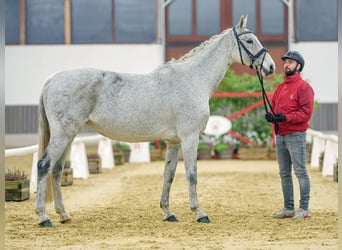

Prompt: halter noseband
xmin=233 ymin=27 xmax=267 ymax=70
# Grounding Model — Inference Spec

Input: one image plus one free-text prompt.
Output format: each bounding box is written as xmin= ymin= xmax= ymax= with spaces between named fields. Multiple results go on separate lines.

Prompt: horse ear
xmin=236 ymin=15 xmax=248 ymax=30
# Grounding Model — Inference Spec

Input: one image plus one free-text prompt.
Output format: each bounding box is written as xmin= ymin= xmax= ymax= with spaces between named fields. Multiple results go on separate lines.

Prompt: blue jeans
xmin=276 ymin=132 xmax=310 ymax=211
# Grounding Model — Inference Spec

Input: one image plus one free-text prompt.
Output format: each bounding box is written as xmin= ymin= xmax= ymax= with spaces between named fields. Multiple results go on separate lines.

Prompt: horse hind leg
xmin=35 ymin=135 xmax=76 ymax=227
xmin=35 ymin=150 xmax=54 ymax=227
xmin=160 ymin=142 xmax=180 ymax=222
xmin=52 ymin=144 xmax=72 ymax=224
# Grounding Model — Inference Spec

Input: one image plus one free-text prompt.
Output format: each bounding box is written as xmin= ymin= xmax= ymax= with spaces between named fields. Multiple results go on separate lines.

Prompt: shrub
xmin=113 ymin=142 xmax=131 ymax=151
xmin=197 ymin=143 xmax=210 ymax=150
xmin=5 ymin=168 xmax=28 ymax=181
xmin=214 ymin=143 xmax=229 ymax=153
xmin=64 ymin=160 xmax=71 ymax=169
xmin=209 ymin=70 xmax=283 ymax=146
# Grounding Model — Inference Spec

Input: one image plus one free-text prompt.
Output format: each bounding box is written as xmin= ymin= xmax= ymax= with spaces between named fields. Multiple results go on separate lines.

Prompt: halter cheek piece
xmin=233 ymin=27 xmax=267 ymax=70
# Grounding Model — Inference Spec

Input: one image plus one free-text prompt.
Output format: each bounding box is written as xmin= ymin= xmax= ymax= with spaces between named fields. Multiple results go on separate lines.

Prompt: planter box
xmin=122 ymin=150 xmax=131 ymax=163
xmin=88 ymin=158 xmax=102 ymax=173
xmin=306 ymin=143 xmax=312 ymax=164
xmin=61 ymin=168 xmax=73 ymax=186
xmin=150 ymin=149 xmax=164 ymax=161
xmin=114 ymin=151 xmax=124 ymax=165
xmin=319 ymin=153 xmax=324 ymax=172
xmin=238 ymin=147 xmax=268 ymax=160
xmin=218 ymin=149 xmax=234 ymax=159
xmin=5 ymin=179 xmax=30 ymax=201
xmin=333 ymin=162 xmax=338 ymax=182
xmin=198 ymin=149 xmax=212 ymax=160
xmin=267 ymin=148 xmax=277 ymax=160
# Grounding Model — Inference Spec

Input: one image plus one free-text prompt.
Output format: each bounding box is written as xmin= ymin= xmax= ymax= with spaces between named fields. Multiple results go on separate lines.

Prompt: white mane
xmin=175 ymin=29 xmax=231 ymax=63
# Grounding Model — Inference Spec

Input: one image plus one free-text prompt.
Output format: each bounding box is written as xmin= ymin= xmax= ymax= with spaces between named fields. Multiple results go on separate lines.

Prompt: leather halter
xmin=233 ymin=27 xmax=267 ymax=69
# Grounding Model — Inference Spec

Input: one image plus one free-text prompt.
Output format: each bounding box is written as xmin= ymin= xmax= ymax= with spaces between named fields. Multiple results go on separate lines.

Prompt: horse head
xmin=233 ymin=15 xmax=275 ymax=76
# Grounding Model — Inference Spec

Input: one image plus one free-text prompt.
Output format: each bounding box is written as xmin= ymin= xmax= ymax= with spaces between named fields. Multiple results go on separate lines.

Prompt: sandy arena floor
xmin=5 ymin=153 xmax=338 ymax=249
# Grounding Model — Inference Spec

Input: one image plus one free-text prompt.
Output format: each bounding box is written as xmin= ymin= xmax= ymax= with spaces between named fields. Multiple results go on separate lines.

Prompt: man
xmin=265 ymin=51 xmax=314 ymax=219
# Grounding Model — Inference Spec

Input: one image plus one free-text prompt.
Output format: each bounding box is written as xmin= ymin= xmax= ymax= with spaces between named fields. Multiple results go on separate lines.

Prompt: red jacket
xmin=271 ymin=73 xmax=314 ymax=136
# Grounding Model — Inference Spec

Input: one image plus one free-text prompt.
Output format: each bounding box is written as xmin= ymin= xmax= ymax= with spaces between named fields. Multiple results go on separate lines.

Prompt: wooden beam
xmin=64 ymin=0 xmax=71 ymax=44
xmin=19 ymin=0 xmax=25 ymax=44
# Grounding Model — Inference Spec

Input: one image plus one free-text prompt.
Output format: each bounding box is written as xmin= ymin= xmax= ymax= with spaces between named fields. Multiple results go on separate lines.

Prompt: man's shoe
xmin=272 ymin=208 xmax=295 ymax=219
xmin=292 ymin=208 xmax=310 ymax=220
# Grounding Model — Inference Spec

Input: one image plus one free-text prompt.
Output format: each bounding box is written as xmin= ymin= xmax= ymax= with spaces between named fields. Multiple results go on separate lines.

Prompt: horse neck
xmin=178 ymin=29 xmax=234 ymax=95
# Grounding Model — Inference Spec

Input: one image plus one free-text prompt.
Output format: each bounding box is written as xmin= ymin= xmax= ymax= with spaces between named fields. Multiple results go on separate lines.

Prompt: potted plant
xmin=61 ymin=160 xmax=73 ymax=186
xmin=87 ymin=153 xmax=102 ymax=173
xmin=113 ymin=142 xmax=131 ymax=163
xmin=5 ymin=168 xmax=30 ymax=201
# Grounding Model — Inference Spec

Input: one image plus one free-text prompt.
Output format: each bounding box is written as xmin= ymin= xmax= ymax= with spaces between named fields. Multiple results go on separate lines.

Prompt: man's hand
xmin=274 ymin=113 xmax=286 ymax=122
xmin=265 ymin=113 xmax=274 ymax=123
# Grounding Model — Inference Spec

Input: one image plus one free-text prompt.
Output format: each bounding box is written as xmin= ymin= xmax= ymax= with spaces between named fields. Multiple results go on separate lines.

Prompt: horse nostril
xmin=269 ymin=64 xmax=274 ymax=74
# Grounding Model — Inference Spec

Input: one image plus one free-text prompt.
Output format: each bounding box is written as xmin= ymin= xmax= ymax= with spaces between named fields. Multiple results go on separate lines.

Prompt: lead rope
xmin=233 ymin=27 xmax=279 ymax=134
xmin=254 ymin=57 xmax=279 ymax=135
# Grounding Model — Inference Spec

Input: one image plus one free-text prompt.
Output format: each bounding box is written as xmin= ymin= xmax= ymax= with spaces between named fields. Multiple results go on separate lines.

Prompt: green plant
xmin=214 ymin=143 xmax=229 ymax=153
xmin=113 ymin=142 xmax=131 ymax=151
xmin=209 ymin=70 xmax=283 ymax=146
xmin=64 ymin=160 xmax=71 ymax=169
xmin=5 ymin=168 xmax=28 ymax=181
xmin=197 ymin=143 xmax=210 ymax=150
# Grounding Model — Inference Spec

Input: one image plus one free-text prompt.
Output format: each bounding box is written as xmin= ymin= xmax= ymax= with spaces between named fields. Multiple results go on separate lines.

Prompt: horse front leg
xmin=160 ymin=142 xmax=180 ymax=222
xmin=182 ymin=136 xmax=211 ymax=223
xmin=53 ymin=158 xmax=72 ymax=224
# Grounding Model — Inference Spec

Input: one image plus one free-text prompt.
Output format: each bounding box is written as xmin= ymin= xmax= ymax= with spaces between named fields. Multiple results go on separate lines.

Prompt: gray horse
xmin=35 ymin=15 xmax=275 ymax=227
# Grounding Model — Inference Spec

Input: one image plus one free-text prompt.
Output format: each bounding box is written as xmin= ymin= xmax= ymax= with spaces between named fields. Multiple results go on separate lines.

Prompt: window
xmin=167 ymin=0 xmax=221 ymax=40
xmin=261 ymin=0 xmax=284 ymax=35
xmin=168 ymin=0 xmax=192 ymax=36
xmin=26 ymin=0 xmax=65 ymax=44
xmin=296 ymin=0 xmax=337 ymax=41
xmin=5 ymin=0 xmax=20 ymax=44
xmin=196 ymin=0 xmax=220 ymax=36
xmin=232 ymin=0 xmax=256 ymax=33
xmin=71 ymin=0 xmax=112 ymax=43
xmin=114 ymin=0 xmax=157 ymax=43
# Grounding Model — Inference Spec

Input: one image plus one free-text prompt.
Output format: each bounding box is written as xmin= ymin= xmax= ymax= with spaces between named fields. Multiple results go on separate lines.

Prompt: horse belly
xmin=86 ymin=116 xmax=177 ymax=143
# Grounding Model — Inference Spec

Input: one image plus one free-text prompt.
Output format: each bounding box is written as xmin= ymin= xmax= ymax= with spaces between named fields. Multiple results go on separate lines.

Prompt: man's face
xmin=283 ymin=58 xmax=300 ymax=76
xmin=284 ymin=58 xmax=300 ymax=74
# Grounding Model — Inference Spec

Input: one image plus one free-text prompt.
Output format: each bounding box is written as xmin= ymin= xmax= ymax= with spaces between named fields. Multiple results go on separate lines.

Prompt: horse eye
xmin=246 ymin=39 xmax=253 ymax=44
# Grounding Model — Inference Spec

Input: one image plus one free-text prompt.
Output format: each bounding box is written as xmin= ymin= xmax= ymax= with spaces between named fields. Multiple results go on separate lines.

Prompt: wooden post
xmin=19 ymin=0 xmax=25 ymax=44
xmin=64 ymin=0 xmax=71 ymax=44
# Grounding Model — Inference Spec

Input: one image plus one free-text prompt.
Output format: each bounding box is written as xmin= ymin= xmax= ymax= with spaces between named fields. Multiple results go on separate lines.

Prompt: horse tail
xmin=38 ymin=88 xmax=53 ymax=202
xmin=38 ymin=94 xmax=50 ymax=158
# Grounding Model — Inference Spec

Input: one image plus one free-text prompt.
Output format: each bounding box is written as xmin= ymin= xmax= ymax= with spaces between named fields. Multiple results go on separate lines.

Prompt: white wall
xmin=5 ymin=44 xmax=163 ymax=105
xmin=291 ymin=42 xmax=338 ymax=103
xmin=5 ymin=42 xmax=338 ymax=105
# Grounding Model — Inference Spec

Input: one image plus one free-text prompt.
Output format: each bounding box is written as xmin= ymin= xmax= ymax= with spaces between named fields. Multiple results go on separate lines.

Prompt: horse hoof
xmin=164 ymin=215 xmax=179 ymax=222
xmin=39 ymin=219 xmax=53 ymax=227
xmin=60 ymin=218 xmax=72 ymax=224
xmin=197 ymin=216 xmax=211 ymax=223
